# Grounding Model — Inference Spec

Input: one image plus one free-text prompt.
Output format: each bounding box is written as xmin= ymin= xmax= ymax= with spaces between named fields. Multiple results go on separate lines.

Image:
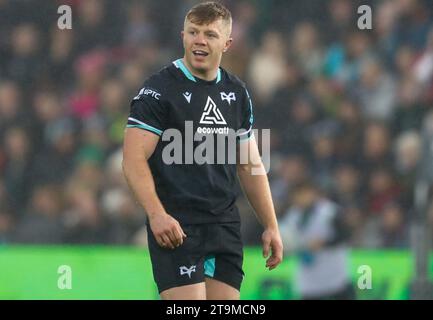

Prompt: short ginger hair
xmin=185 ymin=2 xmax=232 ymax=35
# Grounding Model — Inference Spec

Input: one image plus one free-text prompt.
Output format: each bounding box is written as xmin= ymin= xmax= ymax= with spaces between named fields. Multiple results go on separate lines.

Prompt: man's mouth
xmin=192 ymin=50 xmax=209 ymax=57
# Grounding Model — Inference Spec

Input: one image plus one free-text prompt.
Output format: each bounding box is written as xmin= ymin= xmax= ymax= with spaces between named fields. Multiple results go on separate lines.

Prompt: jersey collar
xmin=173 ymin=58 xmax=221 ymax=84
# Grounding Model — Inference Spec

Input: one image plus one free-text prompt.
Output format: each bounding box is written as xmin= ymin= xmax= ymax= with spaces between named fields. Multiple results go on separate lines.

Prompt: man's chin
xmin=190 ymin=61 xmax=209 ymax=73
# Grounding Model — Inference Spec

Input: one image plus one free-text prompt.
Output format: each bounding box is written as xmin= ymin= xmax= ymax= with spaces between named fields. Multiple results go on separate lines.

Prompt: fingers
xmin=156 ymin=221 xmax=187 ymax=249
xmin=170 ymin=229 xmax=182 ymax=247
xmin=159 ymin=229 xmax=181 ymax=249
xmin=170 ymin=221 xmax=188 ymax=247
xmin=166 ymin=232 xmax=178 ymax=248
xmin=181 ymin=227 xmax=187 ymax=239
xmin=266 ymin=255 xmax=281 ymax=270
xmin=266 ymin=256 xmax=281 ymax=270
xmin=155 ymin=233 xmax=168 ymax=248
xmin=262 ymin=230 xmax=283 ymax=270
xmin=170 ymin=227 xmax=184 ymax=247
xmin=266 ymin=242 xmax=283 ymax=270
xmin=154 ymin=232 xmax=165 ymax=247
xmin=159 ymin=233 xmax=174 ymax=249
xmin=262 ymin=237 xmax=271 ymax=258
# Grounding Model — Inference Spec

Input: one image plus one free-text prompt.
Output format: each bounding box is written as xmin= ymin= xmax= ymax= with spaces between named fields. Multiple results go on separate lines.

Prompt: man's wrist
xmin=145 ymin=203 xmax=167 ymax=219
xmin=263 ymin=223 xmax=279 ymax=232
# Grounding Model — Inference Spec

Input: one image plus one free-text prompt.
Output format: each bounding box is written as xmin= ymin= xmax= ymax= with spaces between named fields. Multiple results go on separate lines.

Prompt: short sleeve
xmin=237 ymin=87 xmax=254 ymax=142
xmin=126 ymin=86 xmax=166 ymax=136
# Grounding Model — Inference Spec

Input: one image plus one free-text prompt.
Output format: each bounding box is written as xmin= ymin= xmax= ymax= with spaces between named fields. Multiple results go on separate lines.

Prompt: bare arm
xmin=237 ymin=136 xmax=283 ymax=270
xmin=122 ymin=128 xmax=186 ymax=249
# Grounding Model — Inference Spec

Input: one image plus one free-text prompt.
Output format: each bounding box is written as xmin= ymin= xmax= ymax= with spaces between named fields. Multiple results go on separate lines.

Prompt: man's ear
xmin=181 ymin=30 xmax=184 ymax=39
xmin=223 ymin=37 xmax=233 ymax=52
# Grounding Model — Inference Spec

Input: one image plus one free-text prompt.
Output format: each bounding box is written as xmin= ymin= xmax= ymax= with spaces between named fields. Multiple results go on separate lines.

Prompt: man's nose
xmin=194 ymin=33 xmax=206 ymax=45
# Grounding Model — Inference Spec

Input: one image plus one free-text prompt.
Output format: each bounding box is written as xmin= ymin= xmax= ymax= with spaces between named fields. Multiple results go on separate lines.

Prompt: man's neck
xmin=182 ymin=57 xmax=219 ymax=82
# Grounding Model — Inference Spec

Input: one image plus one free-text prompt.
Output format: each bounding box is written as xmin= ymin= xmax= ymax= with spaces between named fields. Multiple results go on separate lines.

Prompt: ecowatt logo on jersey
xmin=197 ymin=96 xmax=229 ymax=135
xmin=161 ymin=97 xmax=270 ymax=174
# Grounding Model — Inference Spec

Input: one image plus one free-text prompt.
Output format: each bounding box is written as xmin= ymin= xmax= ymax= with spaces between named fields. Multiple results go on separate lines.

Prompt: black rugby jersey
xmin=126 ymin=58 xmax=254 ymax=224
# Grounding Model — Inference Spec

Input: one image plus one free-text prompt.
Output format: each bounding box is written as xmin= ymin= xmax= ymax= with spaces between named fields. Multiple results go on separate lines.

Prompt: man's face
xmin=182 ymin=18 xmax=232 ymax=76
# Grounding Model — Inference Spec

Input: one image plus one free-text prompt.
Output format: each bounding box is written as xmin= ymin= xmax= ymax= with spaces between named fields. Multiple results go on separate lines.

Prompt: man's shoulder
xmin=220 ymin=67 xmax=248 ymax=91
xmin=133 ymin=64 xmax=179 ymax=102
xmin=142 ymin=63 xmax=178 ymax=88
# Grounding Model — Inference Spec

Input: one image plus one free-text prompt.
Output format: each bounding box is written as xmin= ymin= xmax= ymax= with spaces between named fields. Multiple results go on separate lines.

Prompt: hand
xmin=148 ymin=213 xmax=187 ymax=249
xmin=262 ymin=228 xmax=283 ymax=270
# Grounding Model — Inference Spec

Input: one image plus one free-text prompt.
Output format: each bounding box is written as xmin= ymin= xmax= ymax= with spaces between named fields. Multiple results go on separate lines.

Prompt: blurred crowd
xmin=1 ymin=0 xmax=433 ymax=248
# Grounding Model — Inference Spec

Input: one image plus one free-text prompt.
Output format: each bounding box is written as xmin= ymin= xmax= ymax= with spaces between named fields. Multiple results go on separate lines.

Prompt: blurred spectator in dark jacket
xmin=119 ymin=61 xmax=147 ymax=97
xmin=29 ymin=118 xmax=77 ymax=187
xmin=74 ymin=0 xmax=122 ymax=55
xmin=2 ymin=126 xmax=33 ymax=212
xmin=391 ymin=77 xmax=426 ymax=136
xmin=7 ymin=24 xmax=43 ymax=89
xmin=309 ymin=120 xmax=340 ymax=191
xmin=11 ymin=184 xmax=65 ymax=243
xmin=123 ymin=0 xmax=157 ymax=49
xmin=394 ymin=45 xmax=416 ymax=77
xmin=0 ymin=81 xmax=29 ymax=136
xmin=45 ymin=27 xmax=75 ymax=88
xmin=334 ymin=97 xmax=364 ymax=162
xmin=63 ymin=185 xmax=109 ymax=244
xmin=331 ymin=162 xmax=363 ymax=208
xmin=325 ymin=0 xmax=355 ymax=44
xmin=98 ymin=78 xmax=129 ymax=150
xmin=31 ymin=90 xmax=65 ymax=150
xmin=393 ymin=0 xmax=431 ymax=51
xmin=281 ymin=93 xmax=319 ymax=156
xmin=259 ymin=60 xmax=304 ymax=151
xmin=0 ymin=181 xmax=15 ymax=244
xmin=61 ymin=159 xmax=108 ymax=244
xmin=379 ymin=202 xmax=409 ymax=248
xmin=0 ymin=207 xmax=13 ymax=244
xmin=270 ymin=153 xmax=310 ymax=216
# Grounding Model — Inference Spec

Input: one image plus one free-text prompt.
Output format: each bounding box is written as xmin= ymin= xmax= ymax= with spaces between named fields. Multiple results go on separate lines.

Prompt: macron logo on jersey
xmin=199 ymin=96 xmax=227 ymax=125
xmin=183 ymin=91 xmax=192 ymax=103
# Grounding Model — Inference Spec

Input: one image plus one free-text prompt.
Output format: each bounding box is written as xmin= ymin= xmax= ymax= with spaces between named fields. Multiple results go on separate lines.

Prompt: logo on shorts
xmin=179 ymin=265 xmax=196 ymax=278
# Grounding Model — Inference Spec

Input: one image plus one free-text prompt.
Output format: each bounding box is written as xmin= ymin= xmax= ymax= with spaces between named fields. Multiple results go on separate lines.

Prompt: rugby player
xmin=123 ymin=1 xmax=282 ymax=300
